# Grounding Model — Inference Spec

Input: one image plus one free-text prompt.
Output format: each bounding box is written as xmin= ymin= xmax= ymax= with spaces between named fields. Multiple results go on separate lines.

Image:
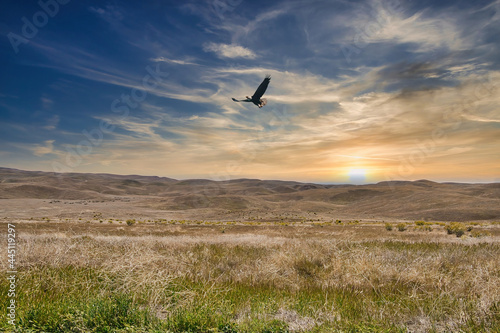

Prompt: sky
xmin=1 ymin=0 xmax=499 ymax=184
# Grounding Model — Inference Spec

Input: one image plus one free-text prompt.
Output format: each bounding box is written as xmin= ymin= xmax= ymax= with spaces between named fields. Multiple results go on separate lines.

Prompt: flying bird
xmin=232 ymin=75 xmax=271 ymax=108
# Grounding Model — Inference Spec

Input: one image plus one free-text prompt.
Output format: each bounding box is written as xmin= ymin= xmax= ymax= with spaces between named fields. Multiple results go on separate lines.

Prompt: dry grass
xmin=1 ymin=221 xmax=499 ymax=332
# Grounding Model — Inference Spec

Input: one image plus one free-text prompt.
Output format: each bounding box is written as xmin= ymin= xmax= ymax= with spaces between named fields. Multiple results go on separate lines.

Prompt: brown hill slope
xmin=1 ymin=168 xmax=499 ymax=221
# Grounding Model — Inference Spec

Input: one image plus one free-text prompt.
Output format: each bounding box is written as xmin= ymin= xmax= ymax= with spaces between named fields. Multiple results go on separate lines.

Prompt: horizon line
xmin=1 ymin=166 xmax=498 ymax=186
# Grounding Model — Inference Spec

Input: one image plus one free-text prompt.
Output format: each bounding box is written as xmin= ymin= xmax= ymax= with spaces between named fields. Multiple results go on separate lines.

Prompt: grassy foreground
xmin=1 ymin=222 xmax=499 ymax=332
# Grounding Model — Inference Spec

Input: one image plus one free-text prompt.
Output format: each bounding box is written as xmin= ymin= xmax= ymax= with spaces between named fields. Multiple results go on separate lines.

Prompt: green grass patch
xmin=2 ymin=237 xmax=499 ymax=332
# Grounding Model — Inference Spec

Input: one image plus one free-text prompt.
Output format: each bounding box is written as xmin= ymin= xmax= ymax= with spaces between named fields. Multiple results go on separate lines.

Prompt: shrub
xmin=445 ymin=222 xmax=466 ymax=237
xmin=385 ymin=223 xmax=393 ymax=231
xmin=397 ymin=223 xmax=407 ymax=232
xmin=415 ymin=220 xmax=425 ymax=226
xmin=471 ymin=230 xmax=492 ymax=238
xmin=126 ymin=219 xmax=136 ymax=226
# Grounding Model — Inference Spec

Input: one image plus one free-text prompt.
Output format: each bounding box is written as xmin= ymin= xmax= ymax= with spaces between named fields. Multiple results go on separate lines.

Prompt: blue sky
xmin=1 ymin=0 xmax=499 ymax=183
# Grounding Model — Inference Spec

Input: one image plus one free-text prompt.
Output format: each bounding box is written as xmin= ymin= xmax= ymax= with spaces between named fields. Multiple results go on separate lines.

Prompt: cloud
xmin=89 ymin=5 xmax=125 ymax=23
xmin=463 ymin=115 xmax=500 ymax=123
xmin=41 ymin=96 xmax=53 ymax=110
xmin=335 ymin=1 xmax=451 ymax=52
xmin=32 ymin=140 xmax=55 ymax=157
xmin=203 ymin=43 xmax=257 ymax=59
xmin=43 ymin=115 xmax=60 ymax=130
xmin=370 ymin=10 xmax=465 ymax=52
xmin=228 ymin=8 xmax=289 ymax=41
xmin=150 ymin=57 xmax=199 ymax=66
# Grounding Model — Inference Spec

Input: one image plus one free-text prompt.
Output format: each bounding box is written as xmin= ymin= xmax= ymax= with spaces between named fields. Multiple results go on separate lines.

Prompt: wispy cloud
xmin=203 ymin=43 xmax=257 ymax=59
xmin=363 ymin=5 xmax=465 ymax=52
xmin=32 ymin=140 xmax=56 ymax=157
xmin=150 ymin=57 xmax=200 ymax=66
xmin=43 ymin=115 xmax=60 ymax=131
xmin=41 ymin=96 xmax=54 ymax=110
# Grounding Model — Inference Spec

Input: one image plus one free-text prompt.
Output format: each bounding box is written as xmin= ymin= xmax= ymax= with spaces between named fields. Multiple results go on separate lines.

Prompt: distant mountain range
xmin=1 ymin=167 xmax=500 ymax=221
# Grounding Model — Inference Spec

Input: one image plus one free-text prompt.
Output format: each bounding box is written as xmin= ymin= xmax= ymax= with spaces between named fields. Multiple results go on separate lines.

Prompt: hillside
xmin=1 ymin=167 xmax=500 ymax=221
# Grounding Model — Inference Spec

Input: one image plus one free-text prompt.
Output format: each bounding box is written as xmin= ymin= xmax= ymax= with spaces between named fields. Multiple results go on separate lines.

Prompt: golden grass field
xmin=1 ymin=218 xmax=499 ymax=332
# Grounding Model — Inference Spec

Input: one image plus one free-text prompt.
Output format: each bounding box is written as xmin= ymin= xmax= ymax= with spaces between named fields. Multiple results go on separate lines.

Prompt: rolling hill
xmin=1 ymin=167 xmax=499 ymax=221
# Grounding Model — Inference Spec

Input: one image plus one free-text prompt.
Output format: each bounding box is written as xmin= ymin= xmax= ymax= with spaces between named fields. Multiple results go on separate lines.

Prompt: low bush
xmin=397 ymin=223 xmax=407 ymax=232
xmin=445 ymin=222 xmax=466 ymax=237
xmin=471 ymin=230 xmax=492 ymax=238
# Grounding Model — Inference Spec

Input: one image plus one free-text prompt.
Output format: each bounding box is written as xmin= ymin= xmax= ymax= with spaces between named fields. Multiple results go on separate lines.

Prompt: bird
xmin=232 ymin=75 xmax=271 ymax=108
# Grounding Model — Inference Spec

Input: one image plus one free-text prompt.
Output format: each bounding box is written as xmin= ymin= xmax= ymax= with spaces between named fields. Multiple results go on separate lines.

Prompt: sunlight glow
xmin=348 ymin=169 xmax=367 ymax=183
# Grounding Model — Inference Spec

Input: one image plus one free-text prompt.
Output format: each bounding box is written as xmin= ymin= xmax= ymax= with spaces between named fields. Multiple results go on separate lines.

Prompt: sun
xmin=348 ymin=169 xmax=367 ymax=183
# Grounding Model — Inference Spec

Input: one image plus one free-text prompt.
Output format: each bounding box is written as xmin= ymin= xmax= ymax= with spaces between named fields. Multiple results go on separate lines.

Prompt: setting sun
xmin=348 ymin=169 xmax=367 ymax=183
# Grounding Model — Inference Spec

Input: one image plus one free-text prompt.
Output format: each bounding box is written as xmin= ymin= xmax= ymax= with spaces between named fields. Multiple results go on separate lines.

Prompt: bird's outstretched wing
xmin=251 ymin=75 xmax=271 ymax=100
xmin=232 ymin=97 xmax=251 ymax=102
